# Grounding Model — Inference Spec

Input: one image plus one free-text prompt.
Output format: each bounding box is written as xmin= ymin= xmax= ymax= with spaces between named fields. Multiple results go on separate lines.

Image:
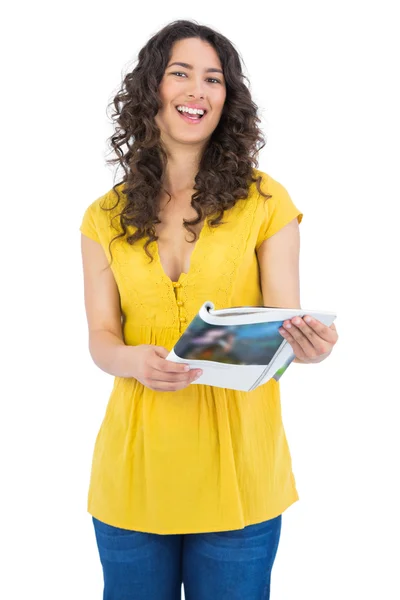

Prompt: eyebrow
xmin=167 ymin=61 xmax=224 ymax=75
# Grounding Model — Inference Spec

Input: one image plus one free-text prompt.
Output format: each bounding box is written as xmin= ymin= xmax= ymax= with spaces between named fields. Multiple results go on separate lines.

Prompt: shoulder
xmin=225 ymin=169 xmax=296 ymax=223
xmin=80 ymin=183 xmax=127 ymax=244
xmin=83 ymin=183 xmax=126 ymax=227
xmin=249 ymin=169 xmax=291 ymax=204
xmin=249 ymin=169 xmax=303 ymax=246
xmin=87 ymin=182 xmax=126 ymax=216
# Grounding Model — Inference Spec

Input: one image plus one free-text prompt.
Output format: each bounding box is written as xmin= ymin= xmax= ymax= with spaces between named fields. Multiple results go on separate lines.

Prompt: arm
xmin=256 ymin=219 xmax=336 ymax=364
xmin=256 ymin=217 xmax=305 ymax=364
xmin=80 ymin=233 xmax=202 ymax=387
xmin=80 ymin=233 xmax=134 ymax=377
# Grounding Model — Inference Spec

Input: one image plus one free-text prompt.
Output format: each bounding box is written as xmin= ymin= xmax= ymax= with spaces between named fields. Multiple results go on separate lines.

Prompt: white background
xmin=2 ymin=1 xmax=399 ymax=598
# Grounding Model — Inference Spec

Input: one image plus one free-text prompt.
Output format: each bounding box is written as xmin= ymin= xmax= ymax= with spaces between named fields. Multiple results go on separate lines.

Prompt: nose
xmin=186 ymin=76 xmax=206 ymax=99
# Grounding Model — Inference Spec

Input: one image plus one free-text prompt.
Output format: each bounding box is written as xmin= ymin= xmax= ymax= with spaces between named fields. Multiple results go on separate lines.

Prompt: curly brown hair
xmin=101 ymin=19 xmax=271 ymax=266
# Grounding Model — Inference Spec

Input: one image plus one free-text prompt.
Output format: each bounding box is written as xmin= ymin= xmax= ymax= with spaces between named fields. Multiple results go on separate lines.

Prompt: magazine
xmin=166 ymin=301 xmax=337 ymax=391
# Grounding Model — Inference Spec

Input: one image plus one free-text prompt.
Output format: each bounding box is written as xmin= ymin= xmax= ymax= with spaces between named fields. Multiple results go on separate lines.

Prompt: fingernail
xmin=194 ymin=371 xmax=202 ymax=379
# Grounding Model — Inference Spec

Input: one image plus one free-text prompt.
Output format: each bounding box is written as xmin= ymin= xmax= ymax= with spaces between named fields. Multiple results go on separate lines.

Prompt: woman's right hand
xmin=129 ymin=344 xmax=202 ymax=391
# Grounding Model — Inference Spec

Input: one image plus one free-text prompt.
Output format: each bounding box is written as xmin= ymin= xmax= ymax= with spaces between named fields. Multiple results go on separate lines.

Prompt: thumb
xmin=154 ymin=346 xmax=169 ymax=359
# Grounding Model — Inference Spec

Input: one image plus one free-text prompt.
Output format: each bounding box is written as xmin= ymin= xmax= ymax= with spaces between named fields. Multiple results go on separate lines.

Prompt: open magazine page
xmin=166 ymin=301 xmax=337 ymax=391
xmin=174 ymin=312 xmax=285 ymax=368
xmin=272 ymin=351 xmax=296 ymax=382
xmin=166 ymin=350 xmax=267 ymax=392
xmin=168 ymin=303 xmax=288 ymax=391
xmin=198 ymin=302 xmax=333 ymax=326
xmin=253 ymin=343 xmax=296 ymax=388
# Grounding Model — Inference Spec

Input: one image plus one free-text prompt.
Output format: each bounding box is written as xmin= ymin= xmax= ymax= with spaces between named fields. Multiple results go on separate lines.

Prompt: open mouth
xmin=176 ymin=106 xmax=207 ymax=123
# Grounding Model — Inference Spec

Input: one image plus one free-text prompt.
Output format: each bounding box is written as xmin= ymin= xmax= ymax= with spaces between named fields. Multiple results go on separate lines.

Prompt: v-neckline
xmin=153 ymin=219 xmax=209 ymax=287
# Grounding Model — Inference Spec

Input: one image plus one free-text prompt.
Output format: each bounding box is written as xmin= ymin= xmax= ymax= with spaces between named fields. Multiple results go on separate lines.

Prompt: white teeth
xmin=177 ymin=105 xmax=205 ymax=116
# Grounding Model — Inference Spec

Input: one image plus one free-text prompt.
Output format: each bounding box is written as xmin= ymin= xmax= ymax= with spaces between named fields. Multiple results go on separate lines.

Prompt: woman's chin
xmin=169 ymin=131 xmax=210 ymax=145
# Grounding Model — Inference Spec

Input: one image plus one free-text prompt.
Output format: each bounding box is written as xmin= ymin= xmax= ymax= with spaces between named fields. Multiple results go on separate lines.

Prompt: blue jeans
xmin=92 ymin=514 xmax=282 ymax=599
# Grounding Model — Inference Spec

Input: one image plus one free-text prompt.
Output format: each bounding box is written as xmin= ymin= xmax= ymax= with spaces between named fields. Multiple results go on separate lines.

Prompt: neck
xmin=161 ymin=139 xmax=206 ymax=196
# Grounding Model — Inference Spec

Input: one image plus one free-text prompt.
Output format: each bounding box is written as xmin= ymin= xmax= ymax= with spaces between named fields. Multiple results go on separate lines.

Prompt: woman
xmin=80 ymin=19 xmax=338 ymax=600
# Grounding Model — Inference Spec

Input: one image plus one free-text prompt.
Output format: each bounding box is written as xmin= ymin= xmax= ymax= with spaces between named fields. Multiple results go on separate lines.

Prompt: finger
xmin=153 ymin=346 xmax=171 ymax=359
xmin=147 ymin=369 xmax=200 ymax=384
xmin=153 ymin=355 xmax=191 ymax=374
xmin=279 ymin=329 xmax=307 ymax=360
xmin=301 ymin=317 xmax=338 ymax=344
xmin=290 ymin=318 xmax=330 ymax=354
xmin=282 ymin=321 xmax=317 ymax=356
xmin=148 ymin=371 xmax=202 ymax=391
xmin=147 ymin=373 xmax=190 ymax=384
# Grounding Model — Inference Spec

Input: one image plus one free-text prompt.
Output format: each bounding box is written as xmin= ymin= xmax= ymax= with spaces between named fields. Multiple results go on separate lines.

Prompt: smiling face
xmin=155 ymin=37 xmax=227 ymax=147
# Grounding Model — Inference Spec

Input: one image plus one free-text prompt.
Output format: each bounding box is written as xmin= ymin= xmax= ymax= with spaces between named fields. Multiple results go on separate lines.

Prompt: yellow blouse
xmin=79 ymin=169 xmax=303 ymax=534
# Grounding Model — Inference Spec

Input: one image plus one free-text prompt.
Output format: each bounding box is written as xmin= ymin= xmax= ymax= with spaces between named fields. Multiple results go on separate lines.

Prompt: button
xmin=177 ymin=301 xmax=183 ymax=306
xmin=172 ymin=282 xmax=181 ymax=288
xmin=179 ymin=317 xmax=186 ymax=323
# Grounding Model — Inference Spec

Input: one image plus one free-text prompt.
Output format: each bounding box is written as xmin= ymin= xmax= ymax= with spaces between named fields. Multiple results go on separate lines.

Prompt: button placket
xmin=173 ymin=283 xmax=187 ymax=329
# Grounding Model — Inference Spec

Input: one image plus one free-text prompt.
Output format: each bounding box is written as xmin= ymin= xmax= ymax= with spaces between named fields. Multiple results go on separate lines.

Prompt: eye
xmin=170 ymin=72 xmax=221 ymax=84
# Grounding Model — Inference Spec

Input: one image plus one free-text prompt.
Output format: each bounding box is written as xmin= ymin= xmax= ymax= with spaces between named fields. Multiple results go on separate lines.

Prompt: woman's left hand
xmin=278 ymin=316 xmax=338 ymax=363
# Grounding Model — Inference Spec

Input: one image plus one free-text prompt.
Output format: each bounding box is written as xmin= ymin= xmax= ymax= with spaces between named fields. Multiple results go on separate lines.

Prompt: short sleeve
xmin=79 ymin=202 xmax=100 ymax=243
xmin=256 ymin=177 xmax=303 ymax=249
